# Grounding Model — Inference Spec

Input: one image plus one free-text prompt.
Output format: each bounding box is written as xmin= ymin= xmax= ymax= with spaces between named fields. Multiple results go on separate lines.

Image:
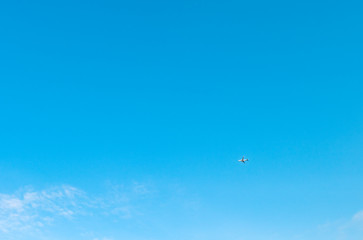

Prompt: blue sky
xmin=1 ymin=0 xmax=363 ymax=239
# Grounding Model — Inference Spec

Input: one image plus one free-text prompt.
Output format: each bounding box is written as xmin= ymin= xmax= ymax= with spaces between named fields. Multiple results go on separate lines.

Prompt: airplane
xmin=238 ymin=156 xmax=248 ymax=164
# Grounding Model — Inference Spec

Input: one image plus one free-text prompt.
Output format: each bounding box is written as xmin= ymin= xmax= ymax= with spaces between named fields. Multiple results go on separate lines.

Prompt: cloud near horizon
xmin=2 ymin=184 xmax=361 ymax=240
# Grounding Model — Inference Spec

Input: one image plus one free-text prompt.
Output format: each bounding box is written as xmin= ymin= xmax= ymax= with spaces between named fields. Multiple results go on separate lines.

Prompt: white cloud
xmin=0 ymin=196 xmax=24 ymax=212
xmin=0 ymin=185 xmax=85 ymax=234
xmin=296 ymin=210 xmax=363 ymax=240
xmin=0 ymin=183 xmax=153 ymax=237
xmin=353 ymin=211 xmax=363 ymax=222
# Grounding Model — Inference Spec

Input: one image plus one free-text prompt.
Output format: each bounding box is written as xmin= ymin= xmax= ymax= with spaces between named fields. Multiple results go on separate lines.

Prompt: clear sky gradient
xmin=1 ymin=0 xmax=363 ymax=239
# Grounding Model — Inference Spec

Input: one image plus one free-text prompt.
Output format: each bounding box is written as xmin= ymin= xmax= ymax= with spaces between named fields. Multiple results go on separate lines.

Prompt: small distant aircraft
xmin=238 ymin=156 xmax=248 ymax=164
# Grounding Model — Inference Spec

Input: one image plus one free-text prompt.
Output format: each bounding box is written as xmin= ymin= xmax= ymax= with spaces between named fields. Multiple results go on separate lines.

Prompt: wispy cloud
xmin=294 ymin=210 xmax=363 ymax=240
xmin=353 ymin=210 xmax=363 ymax=222
xmin=0 ymin=185 xmax=86 ymax=233
xmin=0 ymin=183 xmax=153 ymax=236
